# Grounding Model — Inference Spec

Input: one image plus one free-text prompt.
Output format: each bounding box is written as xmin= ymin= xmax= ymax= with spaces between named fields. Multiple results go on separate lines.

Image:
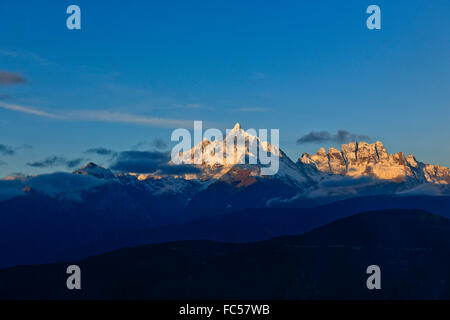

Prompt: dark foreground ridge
xmin=2 ymin=194 xmax=450 ymax=268
xmin=2 ymin=209 xmax=450 ymax=299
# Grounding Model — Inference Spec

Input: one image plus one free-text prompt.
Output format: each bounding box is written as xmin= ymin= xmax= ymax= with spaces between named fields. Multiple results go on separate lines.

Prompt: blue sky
xmin=0 ymin=0 xmax=449 ymax=177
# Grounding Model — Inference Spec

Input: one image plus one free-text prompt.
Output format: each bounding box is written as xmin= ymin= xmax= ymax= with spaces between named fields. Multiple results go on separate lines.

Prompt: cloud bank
xmin=0 ymin=172 xmax=105 ymax=200
xmin=110 ymin=150 xmax=200 ymax=175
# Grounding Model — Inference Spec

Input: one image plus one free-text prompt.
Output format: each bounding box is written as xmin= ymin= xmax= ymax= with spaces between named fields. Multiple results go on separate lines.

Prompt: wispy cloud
xmin=0 ymin=101 xmax=196 ymax=128
xmin=132 ymin=138 xmax=169 ymax=151
xmin=0 ymin=94 xmax=14 ymax=101
xmin=69 ymin=110 xmax=195 ymax=128
xmin=152 ymin=138 xmax=168 ymax=150
xmin=66 ymin=158 xmax=84 ymax=168
xmin=16 ymin=144 xmax=33 ymax=151
xmin=0 ymin=144 xmax=15 ymax=156
xmin=234 ymin=107 xmax=269 ymax=112
xmin=0 ymin=144 xmax=32 ymax=157
xmin=184 ymin=103 xmax=203 ymax=109
xmin=253 ymin=72 xmax=267 ymax=80
xmin=297 ymin=130 xmax=373 ymax=144
xmin=85 ymin=147 xmax=115 ymax=156
xmin=0 ymin=49 xmax=52 ymax=66
xmin=110 ymin=150 xmax=200 ymax=175
xmin=27 ymin=156 xmax=83 ymax=169
xmin=0 ymin=71 xmax=26 ymax=85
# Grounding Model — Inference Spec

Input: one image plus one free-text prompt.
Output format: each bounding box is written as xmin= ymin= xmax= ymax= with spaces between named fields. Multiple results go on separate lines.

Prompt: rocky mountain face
xmin=299 ymin=141 xmax=450 ymax=184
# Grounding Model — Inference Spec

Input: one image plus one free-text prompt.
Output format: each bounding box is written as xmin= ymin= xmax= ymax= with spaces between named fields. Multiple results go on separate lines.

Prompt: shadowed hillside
xmin=1 ymin=209 xmax=450 ymax=299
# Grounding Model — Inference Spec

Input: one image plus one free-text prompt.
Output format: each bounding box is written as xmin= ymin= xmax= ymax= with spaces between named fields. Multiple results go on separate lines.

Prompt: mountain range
xmin=3 ymin=123 xmax=449 ymax=206
xmin=1 ymin=124 xmax=450 ymax=268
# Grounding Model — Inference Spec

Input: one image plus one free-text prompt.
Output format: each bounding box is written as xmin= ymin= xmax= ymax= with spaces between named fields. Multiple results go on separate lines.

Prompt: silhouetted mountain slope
xmin=90 ymin=195 xmax=450 ymax=252
xmin=2 ymin=209 xmax=450 ymax=299
xmin=1 ymin=195 xmax=450 ymax=268
xmin=185 ymin=178 xmax=299 ymax=219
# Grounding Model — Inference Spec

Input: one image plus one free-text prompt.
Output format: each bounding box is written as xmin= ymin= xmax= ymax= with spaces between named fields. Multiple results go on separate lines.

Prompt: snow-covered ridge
xmin=1 ymin=126 xmax=450 ymax=202
xmin=299 ymin=141 xmax=450 ymax=184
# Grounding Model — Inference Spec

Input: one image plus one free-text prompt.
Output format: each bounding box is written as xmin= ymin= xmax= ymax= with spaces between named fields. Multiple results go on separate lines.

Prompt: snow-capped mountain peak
xmin=192 ymin=123 xmax=283 ymax=163
xmin=231 ymin=122 xmax=242 ymax=131
xmin=173 ymin=123 xmax=308 ymax=187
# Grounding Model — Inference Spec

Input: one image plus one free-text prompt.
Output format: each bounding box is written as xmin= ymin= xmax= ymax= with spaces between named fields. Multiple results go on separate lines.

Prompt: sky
xmin=0 ymin=0 xmax=449 ymax=177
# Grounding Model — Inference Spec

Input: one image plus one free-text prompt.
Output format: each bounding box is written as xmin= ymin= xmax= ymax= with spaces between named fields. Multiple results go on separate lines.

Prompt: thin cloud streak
xmin=0 ymin=49 xmax=53 ymax=66
xmin=69 ymin=110 xmax=195 ymax=128
xmin=0 ymin=102 xmax=196 ymax=128
xmin=0 ymin=102 xmax=60 ymax=119
xmin=234 ymin=107 xmax=269 ymax=112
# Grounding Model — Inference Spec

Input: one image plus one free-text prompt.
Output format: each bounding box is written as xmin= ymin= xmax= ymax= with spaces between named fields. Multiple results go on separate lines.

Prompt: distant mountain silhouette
xmin=2 ymin=209 xmax=450 ymax=299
